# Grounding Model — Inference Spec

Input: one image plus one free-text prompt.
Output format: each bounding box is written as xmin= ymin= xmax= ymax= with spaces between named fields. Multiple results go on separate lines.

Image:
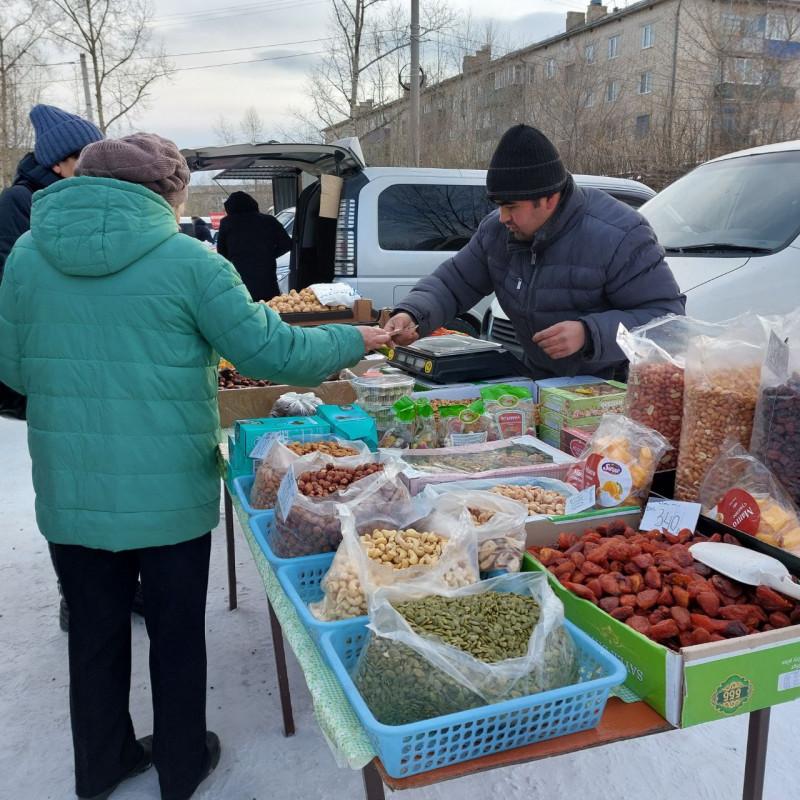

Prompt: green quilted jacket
xmin=0 ymin=177 xmax=365 ymax=551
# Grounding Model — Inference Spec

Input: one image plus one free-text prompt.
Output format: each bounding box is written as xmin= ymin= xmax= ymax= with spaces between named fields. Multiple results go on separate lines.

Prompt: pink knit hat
xmin=76 ymin=132 xmax=191 ymax=206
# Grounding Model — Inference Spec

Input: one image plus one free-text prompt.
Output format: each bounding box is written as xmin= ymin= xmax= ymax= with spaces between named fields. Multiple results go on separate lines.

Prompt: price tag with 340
xmin=639 ymin=499 xmax=701 ymax=536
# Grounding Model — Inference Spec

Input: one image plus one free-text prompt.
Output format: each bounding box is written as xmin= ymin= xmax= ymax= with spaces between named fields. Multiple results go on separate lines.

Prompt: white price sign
xmin=565 ymin=486 xmax=596 ymax=515
xmin=276 ymin=472 xmax=298 ymax=518
xmin=640 ymin=499 xmax=701 ymax=536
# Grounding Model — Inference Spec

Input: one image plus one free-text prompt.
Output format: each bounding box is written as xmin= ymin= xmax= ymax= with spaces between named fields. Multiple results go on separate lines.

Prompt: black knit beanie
xmin=486 ymin=124 xmax=568 ymax=202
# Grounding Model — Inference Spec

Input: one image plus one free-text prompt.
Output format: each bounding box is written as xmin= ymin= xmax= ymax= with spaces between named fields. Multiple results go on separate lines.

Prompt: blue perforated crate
xmin=232 ymin=475 xmax=260 ymax=516
xmin=248 ymin=511 xmax=303 ymax=568
xmin=277 ymin=554 xmax=368 ymax=647
xmin=320 ymin=618 xmax=626 ymax=778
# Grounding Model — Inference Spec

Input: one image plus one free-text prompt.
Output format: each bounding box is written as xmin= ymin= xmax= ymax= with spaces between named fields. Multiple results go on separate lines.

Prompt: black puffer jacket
xmin=216 ymin=192 xmax=292 ymax=301
xmin=0 ymin=153 xmax=58 ymax=419
xmin=0 ymin=153 xmax=59 ymax=279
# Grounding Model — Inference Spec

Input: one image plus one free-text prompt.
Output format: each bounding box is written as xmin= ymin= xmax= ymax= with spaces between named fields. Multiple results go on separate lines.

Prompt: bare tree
xmin=212 ymin=114 xmax=238 ymax=145
xmin=239 ymin=106 xmax=267 ymax=144
xmin=0 ymin=0 xmax=47 ymax=186
xmin=47 ymin=0 xmax=171 ymax=132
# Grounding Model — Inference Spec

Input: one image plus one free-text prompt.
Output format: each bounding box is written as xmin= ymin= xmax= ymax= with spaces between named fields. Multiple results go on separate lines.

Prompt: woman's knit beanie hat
xmin=486 ymin=124 xmax=568 ymax=202
xmin=76 ymin=132 xmax=191 ymax=206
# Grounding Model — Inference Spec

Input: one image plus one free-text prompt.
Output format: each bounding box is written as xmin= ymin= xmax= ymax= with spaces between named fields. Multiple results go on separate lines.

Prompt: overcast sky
xmin=45 ymin=0 xmax=585 ymax=149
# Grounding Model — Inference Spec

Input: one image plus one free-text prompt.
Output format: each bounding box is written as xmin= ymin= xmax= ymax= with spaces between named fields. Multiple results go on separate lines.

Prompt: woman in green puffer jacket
xmin=0 ymin=133 xmax=389 ymax=800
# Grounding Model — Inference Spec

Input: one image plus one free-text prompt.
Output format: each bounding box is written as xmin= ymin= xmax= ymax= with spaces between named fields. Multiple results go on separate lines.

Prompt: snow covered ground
xmin=1 ymin=415 xmax=798 ymax=800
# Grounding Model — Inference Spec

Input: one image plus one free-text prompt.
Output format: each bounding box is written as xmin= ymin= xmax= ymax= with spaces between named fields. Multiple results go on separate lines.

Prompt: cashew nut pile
xmin=489 ymin=484 xmax=566 ymax=516
xmin=311 ymin=528 xmax=476 ymax=621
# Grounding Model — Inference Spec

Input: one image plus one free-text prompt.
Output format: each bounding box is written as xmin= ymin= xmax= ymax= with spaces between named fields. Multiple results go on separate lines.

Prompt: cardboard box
xmin=412 ymin=379 xmax=537 ymax=403
xmin=393 ymin=435 xmax=575 ymax=495
xmin=561 ymin=425 xmax=597 ymax=458
xmin=540 ymin=407 xmax=603 ymax=431
xmin=277 ymin=297 xmax=375 ymax=326
xmin=316 ymin=404 xmax=378 ymax=451
xmin=218 ymin=380 xmax=356 ymax=428
xmin=539 ymin=380 xmax=627 ymax=421
xmin=523 ymin=514 xmax=800 ymax=727
xmin=532 ymin=375 xmax=607 ymax=403
xmin=536 ymin=424 xmax=562 ymax=449
xmin=234 ymin=416 xmax=331 ymax=457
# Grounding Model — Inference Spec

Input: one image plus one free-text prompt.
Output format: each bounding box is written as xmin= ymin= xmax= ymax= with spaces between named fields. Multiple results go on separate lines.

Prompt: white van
xmin=182 ymin=142 xmax=654 ymax=333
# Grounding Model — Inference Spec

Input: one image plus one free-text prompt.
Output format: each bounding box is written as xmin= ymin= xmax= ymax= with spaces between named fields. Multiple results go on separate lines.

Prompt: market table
xmin=221 ymin=476 xmax=775 ymax=800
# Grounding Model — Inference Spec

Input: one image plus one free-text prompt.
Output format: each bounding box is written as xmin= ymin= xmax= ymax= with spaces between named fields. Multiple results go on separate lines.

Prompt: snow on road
xmin=1 ymin=417 xmax=797 ymax=799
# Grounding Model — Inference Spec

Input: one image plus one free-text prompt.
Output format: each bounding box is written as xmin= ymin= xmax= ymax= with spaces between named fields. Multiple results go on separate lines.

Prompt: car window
xmin=641 ymin=151 xmax=800 ymax=251
xmin=378 ymin=184 xmax=494 ymax=251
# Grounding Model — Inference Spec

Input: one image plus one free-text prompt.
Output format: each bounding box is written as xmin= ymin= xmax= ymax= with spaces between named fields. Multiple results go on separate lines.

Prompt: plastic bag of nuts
xmin=750 ymin=312 xmax=800 ymax=508
xmin=423 ymin=488 xmax=530 ymax=573
xmin=675 ymin=324 xmax=766 ymax=502
xmin=353 ymin=572 xmax=577 ymax=724
xmin=309 ymin=498 xmax=479 ymax=621
xmin=249 ymin=436 xmax=369 ymax=510
xmin=271 ymin=457 xmax=411 ymax=558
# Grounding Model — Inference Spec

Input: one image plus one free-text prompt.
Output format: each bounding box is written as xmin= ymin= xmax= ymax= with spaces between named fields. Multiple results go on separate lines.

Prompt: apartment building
xmin=325 ymin=0 xmax=800 ymax=181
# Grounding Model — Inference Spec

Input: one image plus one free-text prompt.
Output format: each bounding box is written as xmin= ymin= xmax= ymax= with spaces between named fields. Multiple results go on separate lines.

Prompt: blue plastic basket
xmin=277 ymin=554 xmax=368 ymax=647
xmin=320 ymin=619 xmax=626 ymax=778
xmin=232 ymin=475 xmax=261 ymax=516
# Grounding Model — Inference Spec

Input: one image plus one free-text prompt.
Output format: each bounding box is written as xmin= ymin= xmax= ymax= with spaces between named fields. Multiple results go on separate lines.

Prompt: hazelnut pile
xmin=297 ymin=463 xmax=384 ymax=497
xmin=265 ymin=288 xmax=347 ymax=314
xmin=489 ymin=485 xmax=567 ymax=516
xmin=286 ymin=441 xmax=359 ymax=458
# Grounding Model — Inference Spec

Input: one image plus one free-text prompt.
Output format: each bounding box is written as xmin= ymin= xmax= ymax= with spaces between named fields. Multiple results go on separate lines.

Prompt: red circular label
xmin=718 ymin=489 xmax=761 ymax=535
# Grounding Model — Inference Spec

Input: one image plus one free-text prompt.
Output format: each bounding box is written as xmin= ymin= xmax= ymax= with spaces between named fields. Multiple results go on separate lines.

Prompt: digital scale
xmin=387 ymin=335 xmax=526 ymax=384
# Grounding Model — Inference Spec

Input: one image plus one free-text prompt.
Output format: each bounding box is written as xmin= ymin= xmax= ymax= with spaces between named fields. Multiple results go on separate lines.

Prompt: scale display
xmin=387 ymin=335 xmax=525 ymax=383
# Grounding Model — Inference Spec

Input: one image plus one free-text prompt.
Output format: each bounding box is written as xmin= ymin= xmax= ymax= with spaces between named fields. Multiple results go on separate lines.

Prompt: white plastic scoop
xmin=689 ymin=542 xmax=800 ymax=601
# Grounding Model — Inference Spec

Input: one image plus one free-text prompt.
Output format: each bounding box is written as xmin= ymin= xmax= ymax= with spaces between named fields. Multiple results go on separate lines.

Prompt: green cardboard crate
xmin=540 ymin=406 xmax=603 ymax=432
xmin=523 ymin=548 xmax=800 ymax=726
xmin=539 ymin=380 xmax=626 ymax=422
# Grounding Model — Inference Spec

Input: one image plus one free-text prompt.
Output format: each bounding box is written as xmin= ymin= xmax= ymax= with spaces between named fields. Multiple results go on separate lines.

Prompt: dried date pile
xmin=218 ymin=367 xmax=272 ymax=389
xmin=297 ymin=463 xmax=384 ymax=497
xmin=529 ymin=521 xmax=800 ymax=650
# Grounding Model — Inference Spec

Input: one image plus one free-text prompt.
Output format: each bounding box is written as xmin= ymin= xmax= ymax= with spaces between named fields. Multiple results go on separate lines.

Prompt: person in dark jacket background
xmin=384 ymin=125 xmax=686 ymax=379
xmin=216 ymin=191 xmax=291 ymax=301
xmin=192 ymin=216 xmax=214 ymax=244
xmin=0 ymin=104 xmax=103 ymax=421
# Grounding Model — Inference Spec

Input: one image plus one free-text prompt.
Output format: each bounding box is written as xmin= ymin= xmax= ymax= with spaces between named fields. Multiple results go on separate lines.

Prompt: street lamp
xmin=409 ymin=0 xmax=420 ymax=167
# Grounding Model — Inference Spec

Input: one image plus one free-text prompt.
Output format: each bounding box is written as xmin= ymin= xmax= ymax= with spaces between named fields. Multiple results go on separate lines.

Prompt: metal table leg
xmin=268 ymin=599 xmax=296 ymax=737
xmin=223 ymin=484 xmax=238 ymax=611
xmin=362 ymin=761 xmax=386 ymax=800
xmin=742 ymin=708 xmax=771 ymax=800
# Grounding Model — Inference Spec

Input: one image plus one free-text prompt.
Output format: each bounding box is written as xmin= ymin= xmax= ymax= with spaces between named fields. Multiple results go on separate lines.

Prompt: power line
xmin=149 ymin=0 xmax=326 ymax=28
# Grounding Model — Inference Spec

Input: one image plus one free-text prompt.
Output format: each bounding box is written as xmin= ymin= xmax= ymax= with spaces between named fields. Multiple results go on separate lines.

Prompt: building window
xmin=565 ymin=64 xmax=576 ymax=86
xmin=767 ymin=13 xmax=789 ymax=41
xmin=545 ymin=57 xmax=556 ymax=78
xmin=722 ymin=14 xmax=742 ymax=36
xmin=606 ymin=80 xmax=620 ymax=102
xmin=584 ymin=88 xmax=595 ymax=108
xmin=422 ymin=98 xmax=432 ymax=114
xmin=527 ymin=64 xmax=536 ymax=83
xmin=585 ymin=42 xmax=596 ymax=63
xmin=733 ymin=57 xmax=762 ymax=85
xmin=635 ymin=114 xmax=651 ymax=137
xmin=763 ymin=68 xmax=781 ymax=87
xmin=641 ymin=24 xmax=654 ymax=49
xmin=639 ymin=71 xmax=653 ymax=94
xmin=608 ymin=34 xmax=620 ymax=59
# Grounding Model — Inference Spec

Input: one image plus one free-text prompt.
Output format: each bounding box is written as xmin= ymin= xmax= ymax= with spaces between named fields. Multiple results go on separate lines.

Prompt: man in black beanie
xmin=384 ymin=125 xmax=685 ymax=378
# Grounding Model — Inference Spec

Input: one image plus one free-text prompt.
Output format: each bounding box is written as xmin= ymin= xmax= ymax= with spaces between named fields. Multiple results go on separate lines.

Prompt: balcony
xmin=714 ymin=82 xmax=796 ymax=102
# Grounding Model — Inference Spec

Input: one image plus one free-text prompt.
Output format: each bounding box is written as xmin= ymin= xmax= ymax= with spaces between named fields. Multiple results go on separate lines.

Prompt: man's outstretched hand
xmin=533 ymin=321 xmax=586 ymax=360
xmin=383 ymin=312 xmax=419 ymax=346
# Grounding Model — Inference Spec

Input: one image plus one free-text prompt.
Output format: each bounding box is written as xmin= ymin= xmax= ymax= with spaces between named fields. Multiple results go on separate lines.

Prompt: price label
xmin=565 ymin=486 xmax=596 ymax=515
xmin=640 ymin=499 xmax=701 ymax=536
xmin=276 ymin=472 xmax=298 ymax=519
xmin=766 ymin=329 xmax=790 ymax=378
xmin=248 ymin=432 xmax=287 ymax=461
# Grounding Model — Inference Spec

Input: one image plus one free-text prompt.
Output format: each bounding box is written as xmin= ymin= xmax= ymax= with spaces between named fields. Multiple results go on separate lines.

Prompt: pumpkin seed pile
xmin=394 ymin=592 xmax=540 ymax=661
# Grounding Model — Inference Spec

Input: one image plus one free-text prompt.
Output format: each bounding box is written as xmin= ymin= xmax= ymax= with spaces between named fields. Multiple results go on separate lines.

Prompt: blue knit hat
xmin=29 ymin=104 xmax=104 ymax=168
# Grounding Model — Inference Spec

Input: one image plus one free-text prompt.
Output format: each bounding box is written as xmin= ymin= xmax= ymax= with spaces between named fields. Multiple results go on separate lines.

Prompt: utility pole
xmin=79 ymin=53 xmax=94 ymax=123
xmin=409 ymin=0 xmax=420 ymax=166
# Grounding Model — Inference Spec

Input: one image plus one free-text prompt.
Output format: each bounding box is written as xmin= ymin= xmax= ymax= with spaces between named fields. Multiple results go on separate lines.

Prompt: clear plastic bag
xmin=271 ymin=456 xmax=410 ymax=558
xmin=480 ymin=384 xmax=537 ymax=439
xmin=700 ymin=441 xmax=800 ymax=555
xmin=269 ymin=391 xmax=324 ymax=417
xmin=750 ymin=312 xmax=800 ymax=508
xmin=249 ymin=435 xmax=369 ymax=510
xmin=309 ymin=497 xmax=478 ymax=621
xmin=422 ymin=488 xmax=529 ymax=572
xmin=675 ymin=320 xmax=767 ymax=501
xmin=353 ymin=572 xmax=578 ymax=725
xmin=618 ymin=316 xmax=722 ymax=471
xmin=567 ymin=414 xmax=670 ymax=508
xmin=439 ymin=401 xmax=494 ymax=447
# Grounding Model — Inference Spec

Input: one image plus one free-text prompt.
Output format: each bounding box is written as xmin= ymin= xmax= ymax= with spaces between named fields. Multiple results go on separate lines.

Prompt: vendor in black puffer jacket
xmin=216 ymin=191 xmax=292 ymax=301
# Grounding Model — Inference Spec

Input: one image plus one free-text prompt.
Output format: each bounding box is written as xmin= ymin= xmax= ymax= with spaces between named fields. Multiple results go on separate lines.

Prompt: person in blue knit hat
xmin=0 ymin=104 xmax=103 ymax=630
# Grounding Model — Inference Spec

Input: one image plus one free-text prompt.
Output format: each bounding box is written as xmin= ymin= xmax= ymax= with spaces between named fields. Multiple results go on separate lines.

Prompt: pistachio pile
xmin=489 ymin=484 xmax=566 ymax=516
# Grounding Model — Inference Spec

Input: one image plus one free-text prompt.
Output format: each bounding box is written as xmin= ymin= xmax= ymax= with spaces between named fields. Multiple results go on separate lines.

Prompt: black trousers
xmin=52 ymin=533 xmax=212 ymax=800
